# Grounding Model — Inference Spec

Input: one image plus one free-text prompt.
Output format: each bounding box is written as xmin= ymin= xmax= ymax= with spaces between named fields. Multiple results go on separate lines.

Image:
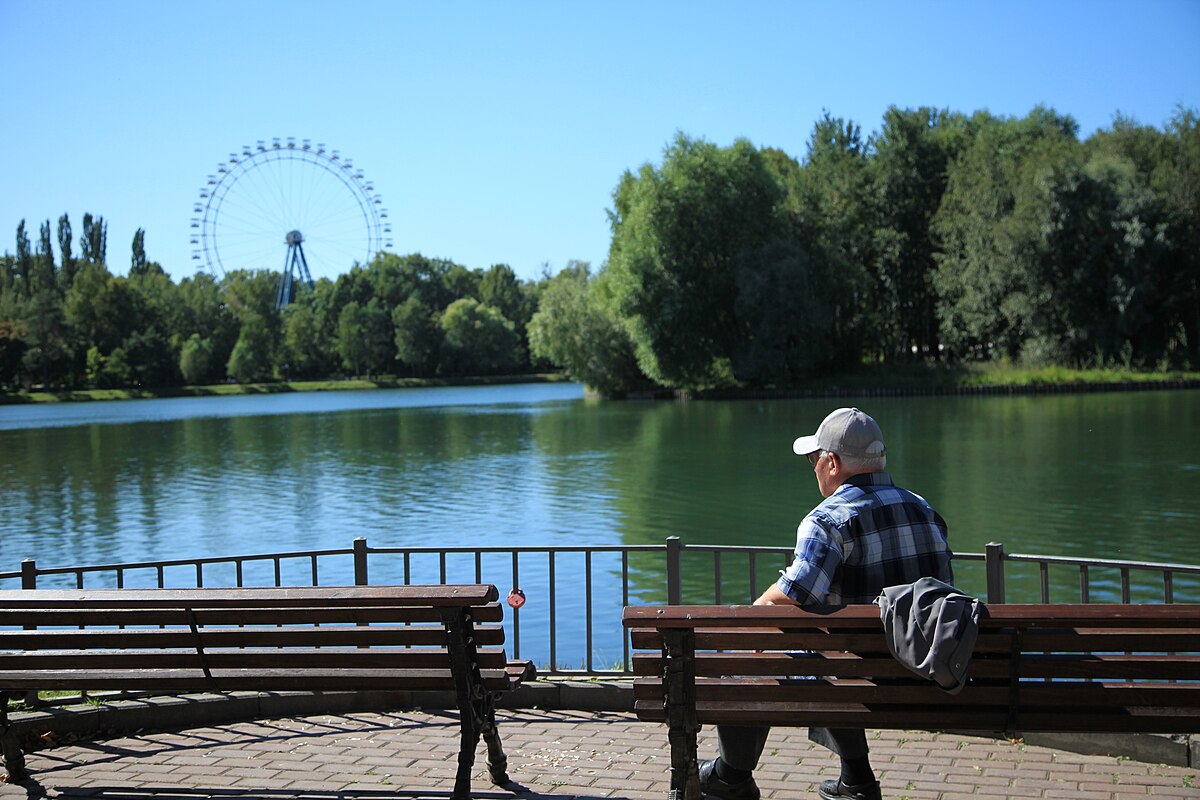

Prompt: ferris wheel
xmin=191 ymin=137 xmax=392 ymax=308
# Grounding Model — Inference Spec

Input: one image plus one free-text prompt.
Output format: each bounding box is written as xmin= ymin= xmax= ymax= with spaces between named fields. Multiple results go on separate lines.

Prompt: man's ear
xmin=826 ymin=452 xmax=841 ymax=476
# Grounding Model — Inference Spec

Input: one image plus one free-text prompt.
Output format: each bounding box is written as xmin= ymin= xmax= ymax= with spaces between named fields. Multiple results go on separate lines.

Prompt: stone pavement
xmin=2 ymin=708 xmax=1196 ymax=800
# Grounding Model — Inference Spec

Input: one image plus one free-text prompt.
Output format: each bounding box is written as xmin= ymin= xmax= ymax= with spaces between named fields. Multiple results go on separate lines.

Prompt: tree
xmin=64 ymin=262 xmax=138 ymax=354
xmin=81 ymin=213 xmax=107 ymax=265
xmin=129 ymin=268 xmax=184 ymax=348
xmin=222 ymin=269 xmax=280 ymax=327
xmin=785 ymin=113 xmax=877 ymax=364
xmin=179 ymin=334 xmax=214 ymax=385
xmin=438 ymin=297 xmax=521 ymax=375
xmin=1148 ymin=107 xmax=1200 ymax=367
xmin=14 ymin=220 xmax=32 ymax=296
xmin=176 ymin=272 xmax=239 ymax=371
xmin=479 ymin=264 xmax=533 ymax=361
xmin=130 ymin=228 xmax=148 ymax=276
xmin=33 ymin=219 xmax=56 ymax=294
xmin=443 ymin=263 xmax=482 ymax=302
xmin=868 ymin=107 xmax=967 ymax=358
xmin=0 ymin=320 xmax=27 ymax=387
xmin=731 ymin=239 xmax=830 ymax=384
xmin=281 ymin=299 xmax=331 ymax=379
xmin=606 ymin=133 xmax=786 ymax=389
xmin=336 ymin=299 xmax=392 ymax=377
xmin=933 ymin=108 xmax=1082 ymax=360
xmin=0 ymin=253 xmax=13 ymax=296
xmin=57 ymin=213 xmax=75 ymax=290
xmin=122 ymin=327 xmax=178 ymax=386
xmin=85 ymin=345 xmax=131 ymax=388
xmin=392 ymin=296 xmax=440 ymax=376
xmin=528 ymin=261 xmax=643 ymax=393
xmin=226 ymin=314 xmax=275 ymax=383
xmin=20 ymin=290 xmax=69 ymax=386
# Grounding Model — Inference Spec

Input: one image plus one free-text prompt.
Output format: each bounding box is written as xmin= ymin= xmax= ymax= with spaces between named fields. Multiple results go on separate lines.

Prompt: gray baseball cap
xmin=792 ymin=407 xmax=887 ymax=460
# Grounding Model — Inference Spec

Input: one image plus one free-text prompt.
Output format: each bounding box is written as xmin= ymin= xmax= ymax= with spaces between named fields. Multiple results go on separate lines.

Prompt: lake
xmin=2 ymin=384 xmax=1197 ymax=666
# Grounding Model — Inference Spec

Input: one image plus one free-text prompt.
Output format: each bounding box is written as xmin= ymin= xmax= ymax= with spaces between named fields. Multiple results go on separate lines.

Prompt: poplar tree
xmin=81 ymin=213 xmax=107 ymax=264
xmin=14 ymin=220 xmax=32 ymax=296
xmin=34 ymin=220 xmax=56 ymax=293
xmin=130 ymin=228 xmax=147 ymax=276
xmin=57 ymin=213 xmax=75 ymax=289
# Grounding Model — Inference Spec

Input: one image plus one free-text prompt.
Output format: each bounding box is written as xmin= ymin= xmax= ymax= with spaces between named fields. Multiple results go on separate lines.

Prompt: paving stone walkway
xmin=2 ymin=708 xmax=1196 ymax=799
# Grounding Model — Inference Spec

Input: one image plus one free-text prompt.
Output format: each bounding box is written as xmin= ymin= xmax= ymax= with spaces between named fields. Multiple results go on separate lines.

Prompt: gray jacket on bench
xmin=877 ymin=576 xmax=984 ymax=694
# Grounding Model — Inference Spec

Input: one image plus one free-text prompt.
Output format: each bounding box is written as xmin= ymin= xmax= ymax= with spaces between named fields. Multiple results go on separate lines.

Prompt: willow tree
xmin=606 ymin=134 xmax=786 ymax=389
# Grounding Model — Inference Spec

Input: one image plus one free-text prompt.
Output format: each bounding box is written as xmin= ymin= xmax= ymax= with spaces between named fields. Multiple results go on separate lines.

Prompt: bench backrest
xmin=624 ymin=603 xmax=1200 ymax=735
xmin=0 ymin=585 xmax=518 ymax=693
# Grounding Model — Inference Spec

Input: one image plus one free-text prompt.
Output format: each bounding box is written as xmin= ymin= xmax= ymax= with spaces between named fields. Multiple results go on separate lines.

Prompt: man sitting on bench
xmin=700 ymin=408 xmax=954 ymax=800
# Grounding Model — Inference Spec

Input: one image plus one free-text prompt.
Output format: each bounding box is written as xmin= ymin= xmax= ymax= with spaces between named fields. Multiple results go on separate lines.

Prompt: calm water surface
xmin=2 ymin=385 xmax=1198 ymax=663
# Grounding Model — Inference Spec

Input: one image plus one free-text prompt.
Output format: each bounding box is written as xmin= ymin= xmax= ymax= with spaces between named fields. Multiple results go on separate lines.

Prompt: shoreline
xmin=3 ymin=367 xmax=1199 ymax=405
xmin=0 ymin=373 xmax=574 ymax=405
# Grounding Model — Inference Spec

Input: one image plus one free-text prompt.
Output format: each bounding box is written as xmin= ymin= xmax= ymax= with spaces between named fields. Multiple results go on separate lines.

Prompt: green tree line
xmin=534 ymin=105 xmax=1199 ymax=393
xmin=0 ymin=222 xmax=544 ymax=388
xmin=3 ymin=104 xmax=1196 ymax=394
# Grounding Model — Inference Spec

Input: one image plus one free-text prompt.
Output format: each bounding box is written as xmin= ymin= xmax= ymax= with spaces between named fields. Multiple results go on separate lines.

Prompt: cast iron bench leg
xmin=1 ymin=733 xmax=26 ymax=784
xmin=664 ymin=629 xmax=702 ymax=800
xmin=481 ymin=692 xmax=509 ymax=784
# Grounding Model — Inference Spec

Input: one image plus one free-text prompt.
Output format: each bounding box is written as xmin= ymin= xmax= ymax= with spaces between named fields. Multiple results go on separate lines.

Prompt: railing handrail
xmin=1002 ymin=551 xmax=1200 ymax=573
xmin=0 ymin=546 xmax=358 ymax=580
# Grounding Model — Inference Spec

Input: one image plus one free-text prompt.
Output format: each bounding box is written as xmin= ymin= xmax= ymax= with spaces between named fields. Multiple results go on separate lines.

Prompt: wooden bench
xmin=624 ymin=603 xmax=1200 ymax=799
xmin=0 ymin=585 xmax=535 ymax=798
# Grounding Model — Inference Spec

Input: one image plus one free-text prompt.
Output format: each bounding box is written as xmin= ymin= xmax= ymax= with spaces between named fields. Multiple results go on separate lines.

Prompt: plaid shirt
xmin=777 ymin=472 xmax=953 ymax=606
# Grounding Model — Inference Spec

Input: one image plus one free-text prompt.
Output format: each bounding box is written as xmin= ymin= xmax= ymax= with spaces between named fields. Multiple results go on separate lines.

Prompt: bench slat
xmin=0 ymin=585 xmax=499 ymax=608
xmin=0 ymin=624 xmax=507 ymax=649
xmin=623 ymin=604 xmax=1200 ymax=628
xmin=631 ymin=652 xmax=1200 ymax=680
xmin=0 ymin=604 xmax=504 ymax=626
xmin=632 ymin=677 xmax=1200 ymax=708
xmin=629 ymin=627 xmax=1200 ymax=654
xmin=0 ymin=668 xmax=517 ymax=692
xmin=0 ymin=647 xmax=513 ymax=670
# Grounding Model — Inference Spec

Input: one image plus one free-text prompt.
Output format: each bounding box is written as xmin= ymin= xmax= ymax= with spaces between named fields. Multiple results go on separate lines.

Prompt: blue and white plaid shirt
xmin=777 ymin=472 xmax=953 ymax=606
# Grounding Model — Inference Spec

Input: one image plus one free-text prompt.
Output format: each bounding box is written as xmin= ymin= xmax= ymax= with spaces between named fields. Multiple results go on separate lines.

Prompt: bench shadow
xmin=11 ymin=712 xmax=617 ymax=800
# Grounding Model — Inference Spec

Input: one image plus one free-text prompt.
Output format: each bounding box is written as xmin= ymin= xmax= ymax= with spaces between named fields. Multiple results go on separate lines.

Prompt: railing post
xmin=353 ymin=538 xmax=369 ymax=586
xmin=21 ymin=558 xmax=37 ymax=589
xmin=20 ymin=559 xmax=39 ymax=706
xmin=985 ymin=542 xmax=1006 ymax=604
xmin=666 ymin=536 xmax=682 ymax=605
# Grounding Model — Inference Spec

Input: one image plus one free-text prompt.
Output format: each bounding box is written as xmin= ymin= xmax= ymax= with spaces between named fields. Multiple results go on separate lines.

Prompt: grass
xmin=792 ymin=361 xmax=1200 ymax=391
xmin=3 ymin=690 xmax=105 ymax=712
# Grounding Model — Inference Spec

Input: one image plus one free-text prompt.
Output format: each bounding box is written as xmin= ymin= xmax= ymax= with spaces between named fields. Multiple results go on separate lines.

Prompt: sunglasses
xmin=807 ymin=450 xmax=825 ymax=469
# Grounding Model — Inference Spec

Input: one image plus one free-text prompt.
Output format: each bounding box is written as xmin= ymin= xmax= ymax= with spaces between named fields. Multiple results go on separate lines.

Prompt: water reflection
xmin=2 ymin=385 xmax=1198 ymax=663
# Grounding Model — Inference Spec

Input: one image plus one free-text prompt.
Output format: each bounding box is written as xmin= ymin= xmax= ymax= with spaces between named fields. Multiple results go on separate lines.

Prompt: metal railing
xmin=4 ymin=537 xmax=1198 ymax=675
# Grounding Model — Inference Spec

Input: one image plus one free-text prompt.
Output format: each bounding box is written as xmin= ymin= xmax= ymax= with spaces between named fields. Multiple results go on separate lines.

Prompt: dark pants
xmin=716 ymin=725 xmax=868 ymax=771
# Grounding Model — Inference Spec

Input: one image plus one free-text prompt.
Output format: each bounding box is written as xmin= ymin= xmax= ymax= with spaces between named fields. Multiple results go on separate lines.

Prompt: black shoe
xmin=818 ymin=778 xmax=882 ymax=800
xmin=697 ymin=759 xmax=761 ymax=800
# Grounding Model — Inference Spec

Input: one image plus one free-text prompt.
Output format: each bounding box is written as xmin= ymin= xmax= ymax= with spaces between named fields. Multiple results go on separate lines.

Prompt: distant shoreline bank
xmin=3 ymin=366 xmax=1199 ymax=405
xmin=0 ymin=373 xmax=575 ymax=405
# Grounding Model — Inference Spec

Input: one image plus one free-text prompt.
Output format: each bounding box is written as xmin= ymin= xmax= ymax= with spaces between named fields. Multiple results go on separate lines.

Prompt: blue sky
xmin=2 ymin=0 xmax=1198 ymax=283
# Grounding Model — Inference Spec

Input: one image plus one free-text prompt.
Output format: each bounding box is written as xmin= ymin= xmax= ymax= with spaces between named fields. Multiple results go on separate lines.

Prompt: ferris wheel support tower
xmin=275 ymin=230 xmax=315 ymax=310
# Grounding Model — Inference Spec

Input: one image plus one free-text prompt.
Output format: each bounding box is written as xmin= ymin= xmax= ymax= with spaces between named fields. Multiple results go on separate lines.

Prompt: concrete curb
xmin=6 ymin=679 xmax=1196 ymax=769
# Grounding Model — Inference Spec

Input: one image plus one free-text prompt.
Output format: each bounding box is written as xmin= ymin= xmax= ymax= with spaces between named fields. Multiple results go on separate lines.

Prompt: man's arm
xmin=754 ymin=583 xmax=800 ymax=606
